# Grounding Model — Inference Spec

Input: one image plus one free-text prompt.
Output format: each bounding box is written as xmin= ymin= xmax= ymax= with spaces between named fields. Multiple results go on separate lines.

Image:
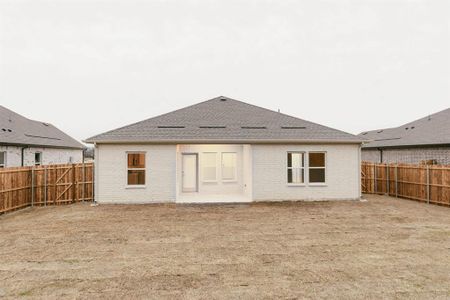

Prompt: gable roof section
xmin=85 ymin=96 xmax=363 ymax=144
xmin=0 ymin=105 xmax=84 ymax=149
xmin=359 ymin=108 xmax=450 ymax=149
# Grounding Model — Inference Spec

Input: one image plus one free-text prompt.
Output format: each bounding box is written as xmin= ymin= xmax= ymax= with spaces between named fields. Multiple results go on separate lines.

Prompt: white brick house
xmin=0 ymin=105 xmax=84 ymax=168
xmin=85 ymin=96 xmax=364 ymax=203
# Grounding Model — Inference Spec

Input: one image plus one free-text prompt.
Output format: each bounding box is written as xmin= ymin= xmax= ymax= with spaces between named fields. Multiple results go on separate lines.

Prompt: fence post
xmin=386 ymin=164 xmax=390 ymax=195
xmin=374 ymin=165 xmax=377 ymax=194
xmin=395 ymin=165 xmax=398 ymax=198
xmin=31 ymin=167 xmax=35 ymax=207
xmin=426 ymin=165 xmax=430 ymax=204
xmin=82 ymin=162 xmax=86 ymax=202
xmin=72 ymin=164 xmax=76 ymax=203
xmin=44 ymin=167 xmax=47 ymax=206
xmin=92 ymin=163 xmax=95 ymax=203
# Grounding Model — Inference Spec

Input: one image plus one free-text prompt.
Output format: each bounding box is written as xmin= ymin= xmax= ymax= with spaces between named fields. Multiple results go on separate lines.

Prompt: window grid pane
xmin=202 ymin=153 xmax=217 ymax=181
xmin=128 ymin=153 xmax=145 ymax=168
xmin=222 ymin=152 xmax=236 ymax=180
xmin=309 ymin=152 xmax=325 ymax=167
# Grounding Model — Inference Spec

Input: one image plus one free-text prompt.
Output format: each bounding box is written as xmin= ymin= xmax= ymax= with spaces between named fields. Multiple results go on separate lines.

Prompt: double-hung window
xmin=127 ymin=152 xmax=146 ymax=185
xmin=202 ymin=152 xmax=217 ymax=182
xmin=287 ymin=152 xmax=304 ymax=184
xmin=308 ymin=152 xmax=326 ymax=183
xmin=0 ymin=151 xmax=6 ymax=168
xmin=221 ymin=152 xmax=237 ymax=181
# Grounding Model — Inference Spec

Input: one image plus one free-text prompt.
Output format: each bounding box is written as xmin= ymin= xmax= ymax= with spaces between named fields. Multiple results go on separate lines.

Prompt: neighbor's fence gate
xmin=361 ymin=162 xmax=450 ymax=206
xmin=0 ymin=163 xmax=94 ymax=214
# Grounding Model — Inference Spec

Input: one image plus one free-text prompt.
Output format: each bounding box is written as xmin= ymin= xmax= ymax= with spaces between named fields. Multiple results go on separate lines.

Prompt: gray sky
xmin=1 ymin=0 xmax=449 ymax=142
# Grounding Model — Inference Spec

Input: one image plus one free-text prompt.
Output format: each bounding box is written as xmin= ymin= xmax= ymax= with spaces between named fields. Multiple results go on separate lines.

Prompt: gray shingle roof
xmin=85 ymin=96 xmax=363 ymax=144
xmin=0 ymin=105 xmax=84 ymax=149
xmin=359 ymin=108 xmax=450 ymax=148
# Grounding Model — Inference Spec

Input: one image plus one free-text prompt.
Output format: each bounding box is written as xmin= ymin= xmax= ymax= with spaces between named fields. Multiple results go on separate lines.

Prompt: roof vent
xmin=405 ymin=127 xmax=409 ymax=130
xmin=377 ymin=130 xmax=383 ymax=133
xmin=241 ymin=126 xmax=266 ymax=129
xmin=219 ymin=97 xmax=227 ymax=102
xmin=281 ymin=126 xmax=306 ymax=129
xmin=362 ymin=132 xmax=368 ymax=135
xmin=42 ymin=123 xmax=50 ymax=126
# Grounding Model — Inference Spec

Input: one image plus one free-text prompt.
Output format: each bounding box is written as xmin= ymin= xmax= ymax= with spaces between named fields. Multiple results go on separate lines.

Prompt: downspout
xmin=21 ymin=146 xmax=28 ymax=166
xmin=378 ymin=148 xmax=383 ymax=163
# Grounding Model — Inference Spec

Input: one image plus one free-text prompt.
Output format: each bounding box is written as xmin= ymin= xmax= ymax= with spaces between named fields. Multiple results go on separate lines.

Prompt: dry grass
xmin=1 ymin=195 xmax=450 ymax=299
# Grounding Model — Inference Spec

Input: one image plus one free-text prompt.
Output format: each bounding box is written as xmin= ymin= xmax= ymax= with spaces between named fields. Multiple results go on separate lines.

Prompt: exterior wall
xmin=251 ymin=144 xmax=361 ymax=201
xmin=177 ymin=144 xmax=247 ymax=197
xmin=242 ymin=144 xmax=253 ymax=198
xmin=362 ymin=147 xmax=450 ymax=165
xmin=361 ymin=149 xmax=381 ymax=163
xmin=0 ymin=145 xmax=82 ymax=167
xmin=95 ymin=144 xmax=177 ymax=203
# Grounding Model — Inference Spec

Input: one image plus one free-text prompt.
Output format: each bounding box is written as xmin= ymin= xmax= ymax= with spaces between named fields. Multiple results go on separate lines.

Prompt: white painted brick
xmin=96 ymin=144 xmax=177 ymax=203
xmin=0 ymin=145 xmax=82 ymax=167
xmin=362 ymin=147 xmax=450 ymax=165
xmin=251 ymin=144 xmax=361 ymax=201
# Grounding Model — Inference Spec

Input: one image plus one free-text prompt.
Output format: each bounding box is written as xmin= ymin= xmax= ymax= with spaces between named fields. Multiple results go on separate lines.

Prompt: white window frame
xmin=221 ymin=152 xmax=237 ymax=182
xmin=287 ymin=151 xmax=305 ymax=185
xmin=0 ymin=151 xmax=6 ymax=168
xmin=308 ymin=151 xmax=327 ymax=185
xmin=34 ymin=152 xmax=42 ymax=166
xmin=201 ymin=152 xmax=218 ymax=182
xmin=126 ymin=151 xmax=146 ymax=188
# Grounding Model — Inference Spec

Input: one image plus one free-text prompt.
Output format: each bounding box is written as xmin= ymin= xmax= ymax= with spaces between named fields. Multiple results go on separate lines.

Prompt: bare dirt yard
xmin=1 ymin=195 xmax=450 ymax=299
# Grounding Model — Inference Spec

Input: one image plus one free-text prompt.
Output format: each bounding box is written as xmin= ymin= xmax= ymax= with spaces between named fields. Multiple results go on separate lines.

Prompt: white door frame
xmin=181 ymin=153 xmax=198 ymax=193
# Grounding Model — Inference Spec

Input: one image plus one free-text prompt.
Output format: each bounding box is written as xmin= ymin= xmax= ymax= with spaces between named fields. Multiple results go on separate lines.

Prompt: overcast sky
xmin=1 ymin=0 xmax=449 ymax=142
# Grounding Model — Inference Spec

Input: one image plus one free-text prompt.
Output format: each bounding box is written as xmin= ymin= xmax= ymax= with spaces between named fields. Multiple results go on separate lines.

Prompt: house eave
xmin=84 ymin=139 xmax=364 ymax=145
xmin=0 ymin=142 xmax=84 ymax=150
xmin=362 ymin=143 xmax=450 ymax=150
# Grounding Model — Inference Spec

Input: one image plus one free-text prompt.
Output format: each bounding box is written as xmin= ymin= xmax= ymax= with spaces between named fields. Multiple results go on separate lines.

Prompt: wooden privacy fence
xmin=361 ymin=162 xmax=450 ymax=206
xmin=0 ymin=163 xmax=94 ymax=214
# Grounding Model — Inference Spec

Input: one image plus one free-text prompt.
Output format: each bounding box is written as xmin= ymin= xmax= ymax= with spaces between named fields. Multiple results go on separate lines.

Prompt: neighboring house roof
xmin=359 ymin=108 xmax=450 ymax=149
xmin=85 ymin=96 xmax=363 ymax=144
xmin=0 ymin=105 xmax=84 ymax=149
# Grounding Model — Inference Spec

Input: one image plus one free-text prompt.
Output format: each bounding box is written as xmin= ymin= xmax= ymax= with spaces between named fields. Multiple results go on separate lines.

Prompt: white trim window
xmin=0 ymin=151 xmax=6 ymax=168
xmin=35 ymin=152 xmax=42 ymax=166
xmin=202 ymin=152 xmax=217 ymax=182
xmin=287 ymin=152 xmax=304 ymax=184
xmin=221 ymin=152 xmax=237 ymax=181
xmin=127 ymin=152 xmax=146 ymax=186
xmin=308 ymin=152 xmax=326 ymax=183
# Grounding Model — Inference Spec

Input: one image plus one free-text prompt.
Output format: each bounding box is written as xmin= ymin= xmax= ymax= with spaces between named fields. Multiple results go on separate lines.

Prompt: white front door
xmin=182 ymin=154 xmax=198 ymax=192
